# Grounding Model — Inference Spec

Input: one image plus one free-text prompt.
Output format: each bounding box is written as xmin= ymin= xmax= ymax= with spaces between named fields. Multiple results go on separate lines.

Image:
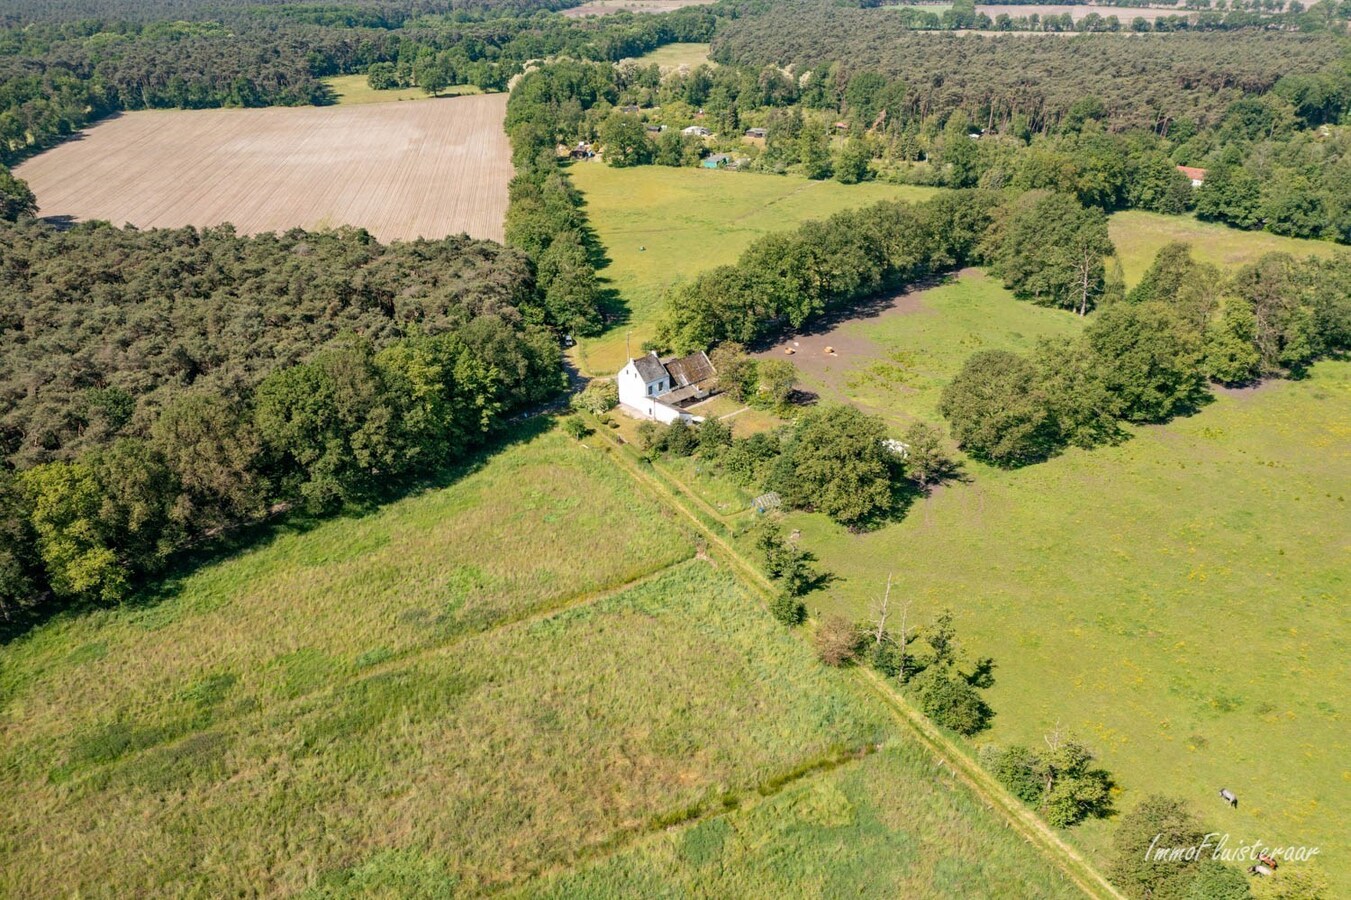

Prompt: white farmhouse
xmin=617 ymin=351 xmax=716 ymax=423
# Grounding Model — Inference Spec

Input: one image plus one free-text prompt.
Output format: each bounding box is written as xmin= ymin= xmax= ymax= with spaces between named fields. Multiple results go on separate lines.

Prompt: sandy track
xmin=15 ymin=93 xmax=512 ymax=243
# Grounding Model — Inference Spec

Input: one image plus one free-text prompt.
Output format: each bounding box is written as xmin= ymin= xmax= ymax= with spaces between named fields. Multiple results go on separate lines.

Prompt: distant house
xmin=682 ymin=125 xmax=712 ymax=137
xmin=619 ymin=104 xmax=641 ymax=114
xmin=744 ymin=127 xmax=767 ymax=139
xmin=569 ymin=141 xmax=594 ymax=159
xmin=702 ymin=153 xmax=733 ymax=168
xmin=644 ymin=124 xmax=665 ymax=133
xmin=617 ymin=351 xmax=716 ymax=423
xmin=1177 ymin=165 xmax=1207 ymax=187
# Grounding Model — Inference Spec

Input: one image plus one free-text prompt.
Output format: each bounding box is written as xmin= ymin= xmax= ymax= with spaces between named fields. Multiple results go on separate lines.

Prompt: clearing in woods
xmin=567 ymin=163 xmax=937 ymax=374
xmin=320 ymin=73 xmax=482 ymax=106
xmin=1107 ymin=209 xmax=1340 ymax=287
xmin=562 ymin=0 xmax=718 ymax=16
xmin=0 ymin=425 xmax=1084 ymax=897
xmin=13 ymin=93 xmax=511 ymax=243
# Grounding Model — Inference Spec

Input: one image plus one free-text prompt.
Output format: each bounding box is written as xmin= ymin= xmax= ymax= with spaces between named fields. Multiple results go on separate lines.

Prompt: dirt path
xmin=588 ymin=425 xmax=1125 ymax=900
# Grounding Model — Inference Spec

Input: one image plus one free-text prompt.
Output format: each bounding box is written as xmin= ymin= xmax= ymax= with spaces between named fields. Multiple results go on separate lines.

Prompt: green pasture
xmin=634 ymin=42 xmax=712 ymax=69
xmin=781 ymin=268 xmax=1083 ymax=428
xmin=568 ymin=163 xmax=937 ymax=374
xmin=0 ymin=424 xmax=1084 ymax=896
xmin=788 ymin=360 xmax=1350 ymax=887
xmin=320 ymin=74 xmax=481 ymax=105
xmin=1108 ymin=210 xmax=1339 ymax=288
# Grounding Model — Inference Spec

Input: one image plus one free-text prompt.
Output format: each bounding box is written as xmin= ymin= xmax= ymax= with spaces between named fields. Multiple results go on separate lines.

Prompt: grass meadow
xmin=521 ymin=742 xmax=1084 ymax=898
xmin=634 ymin=42 xmax=712 ymax=69
xmin=568 ymin=167 xmax=1348 ymax=887
xmin=1 ymin=560 xmax=905 ymax=895
xmin=0 ymin=424 xmax=1085 ymax=896
xmin=567 ymin=163 xmax=937 ymax=374
xmin=788 ymin=361 xmax=1350 ymax=886
xmin=321 ymin=74 xmax=482 ymax=105
xmin=1107 ymin=210 xmax=1340 ymax=287
xmin=760 ymin=268 xmax=1083 ymax=428
xmin=0 ymin=427 xmax=695 ymax=796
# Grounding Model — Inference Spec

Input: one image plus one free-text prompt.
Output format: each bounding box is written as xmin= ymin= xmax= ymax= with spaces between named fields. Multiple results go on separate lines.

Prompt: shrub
xmin=814 ymin=614 xmax=861 ymax=666
xmin=570 ymin=380 xmax=618 ymax=415
xmin=912 ymin=665 xmax=992 ymax=735
xmin=769 ymin=592 xmax=805 ymax=627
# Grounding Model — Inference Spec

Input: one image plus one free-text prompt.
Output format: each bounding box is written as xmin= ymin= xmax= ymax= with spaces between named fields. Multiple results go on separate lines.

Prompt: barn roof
xmin=663 ymin=351 xmax=715 ymax=388
xmin=1177 ymin=165 xmax=1208 ymax=181
xmin=631 ymin=353 xmax=667 ymax=383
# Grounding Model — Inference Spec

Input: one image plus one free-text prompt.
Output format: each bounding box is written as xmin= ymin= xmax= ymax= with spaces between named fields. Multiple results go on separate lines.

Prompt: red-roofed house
xmin=1177 ymin=165 xmax=1207 ymax=187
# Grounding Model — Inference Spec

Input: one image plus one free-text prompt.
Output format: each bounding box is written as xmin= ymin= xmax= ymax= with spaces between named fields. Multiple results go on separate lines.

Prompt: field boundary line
xmin=34 ymin=554 xmax=698 ymax=789
xmin=588 ymin=424 xmax=1124 ymax=900
xmin=493 ymin=743 xmax=884 ymax=896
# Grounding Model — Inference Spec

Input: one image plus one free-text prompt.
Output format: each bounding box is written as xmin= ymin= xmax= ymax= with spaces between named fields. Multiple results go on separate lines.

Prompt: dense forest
xmin=0 ymin=217 xmax=564 ymax=625
xmin=0 ymin=0 xmax=579 ymax=28
xmin=712 ymin=7 xmax=1348 ymax=133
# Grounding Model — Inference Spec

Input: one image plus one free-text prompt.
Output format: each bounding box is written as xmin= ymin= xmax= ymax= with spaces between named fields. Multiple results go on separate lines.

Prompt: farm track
xmin=586 ymin=424 xmax=1126 ymax=900
xmin=14 ymin=94 xmax=512 ymax=242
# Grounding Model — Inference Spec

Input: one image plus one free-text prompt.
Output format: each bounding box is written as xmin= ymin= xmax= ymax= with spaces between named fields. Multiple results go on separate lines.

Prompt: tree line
xmin=501 ymin=24 xmax=1351 ymax=245
xmin=944 ymin=200 xmax=1351 ymax=465
xmin=0 ymin=217 xmax=563 ymax=629
xmin=656 ymin=191 xmax=999 ymax=350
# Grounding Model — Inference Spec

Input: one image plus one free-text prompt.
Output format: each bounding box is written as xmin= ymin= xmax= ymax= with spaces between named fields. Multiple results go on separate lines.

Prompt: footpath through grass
xmin=569 ymin=163 xmax=937 ymax=374
xmin=793 ymin=360 xmax=1351 ymax=887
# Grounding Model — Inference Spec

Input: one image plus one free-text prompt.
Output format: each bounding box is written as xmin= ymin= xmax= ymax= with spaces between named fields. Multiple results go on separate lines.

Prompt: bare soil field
xmin=977 ymin=3 xmax=1192 ymax=20
xmin=15 ymin=93 xmax=511 ymax=242
xmin=562 ymin=0 xmax=716 ymax=17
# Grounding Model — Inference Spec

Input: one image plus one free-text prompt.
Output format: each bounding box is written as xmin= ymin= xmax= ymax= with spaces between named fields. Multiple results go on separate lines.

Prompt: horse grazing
xmin=1219 ymin=788 xmax=1238 ymax=808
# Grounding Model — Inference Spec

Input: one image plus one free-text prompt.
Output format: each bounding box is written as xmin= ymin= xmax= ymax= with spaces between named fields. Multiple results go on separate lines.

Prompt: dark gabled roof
xmin=663 ymin=351 xmax=715 ymax=388
xmin=632 ymin=353 xmax=668 ymax=383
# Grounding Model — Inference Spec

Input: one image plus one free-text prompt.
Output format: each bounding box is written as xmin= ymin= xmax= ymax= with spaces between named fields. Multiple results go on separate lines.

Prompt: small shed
xmin=744 ymin=127 xmax=767 ymax=139
xmin=1177 ymin=165 xmax=1207 ymax=187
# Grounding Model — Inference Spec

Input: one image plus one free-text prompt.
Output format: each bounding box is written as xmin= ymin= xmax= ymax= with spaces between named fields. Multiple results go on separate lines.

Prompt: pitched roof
xmin=1177 ymin=165 xmax=1207 ymax=181
xmin=631 ymin=353 xmax=667 ymax=383
xmin=663 ymin=351 xmax=715 ymax=387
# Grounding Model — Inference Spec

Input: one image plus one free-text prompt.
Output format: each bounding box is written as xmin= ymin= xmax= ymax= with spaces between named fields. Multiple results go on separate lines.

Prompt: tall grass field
xmin=0 ymin=427 xmax=1079 ymax=896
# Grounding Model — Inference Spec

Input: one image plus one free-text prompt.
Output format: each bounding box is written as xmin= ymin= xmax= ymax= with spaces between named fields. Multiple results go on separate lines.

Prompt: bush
xmin=570 ymin=380 xmax=619 ymax=415
xmin=562 ymin=417 xmax=590 ymax=440
xmin=912 ymin=665 xmax=992 ymax=735
xmin=769 ymin=592 xmax=805 ymax=627
xmin=814 ymin=614 xmax=861 ymax=666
